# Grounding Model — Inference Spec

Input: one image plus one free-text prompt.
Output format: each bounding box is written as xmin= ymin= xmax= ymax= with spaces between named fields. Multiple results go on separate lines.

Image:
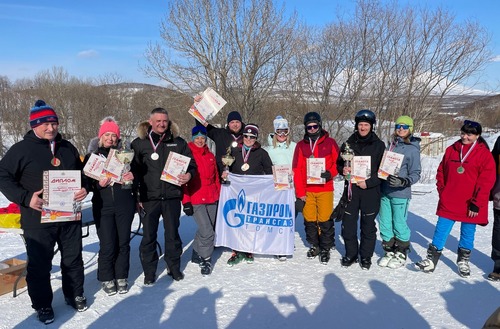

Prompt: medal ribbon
xmin=309 ymin=138 xmax=319 ymax=157
xmin=148 ymin=131 xmax=166 ymax=154
xmin=241 ymin=146 xmax=252 ymax=164
xmin=459 ymin=140 xmax=477 ymax=167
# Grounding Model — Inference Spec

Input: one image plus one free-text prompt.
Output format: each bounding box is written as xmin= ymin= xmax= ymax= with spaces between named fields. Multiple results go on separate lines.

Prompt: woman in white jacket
xmin=264 ymin=116 xmax=297 ymax=261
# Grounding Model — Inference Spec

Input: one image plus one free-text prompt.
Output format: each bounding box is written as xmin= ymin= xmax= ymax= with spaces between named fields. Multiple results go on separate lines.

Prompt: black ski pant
xmin=94 ymin=201 xmax=135 ymax=282
xmin=341 ymin=188 xmax=380 ymax=260
xmin=140 ymin=199 xmax=182 ymax=278
xmin=23 ymin=222 xmax=84 ymax=310
xmin=493 ymin=209 xmax=500 ymax=272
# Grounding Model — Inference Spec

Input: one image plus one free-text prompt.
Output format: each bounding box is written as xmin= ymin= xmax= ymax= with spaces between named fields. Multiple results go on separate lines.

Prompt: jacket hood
xmin=136 ymin=120 xmax=181 ymax=140
xmin=87 ymin=137 xmax=123 ymax=154
xmin=393 ymin=135 xmax=421 ymax=152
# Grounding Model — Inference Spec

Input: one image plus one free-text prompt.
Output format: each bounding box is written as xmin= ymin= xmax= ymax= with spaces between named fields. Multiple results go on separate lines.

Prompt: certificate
xmin=41 ymin=170 xmax=82 ymax=223
xmin=188 ymin=87 xmax=227 ymax=125
xmin=351 ymin=156 xmax=371 ymax=183
xmin=272 ymin=164 xmax=293 ymax=190
xmin=160 ymin=152 xmax=191 ymax=186
xmin=103 ymin=148 xmax=125 ymax=183
xmin=83 ymin=153 xmax=106 ymax=181
xmin=307 ymin=158 xmax=326 ymax=184
xmin=378 ymin=150 xmax=405 ymax=180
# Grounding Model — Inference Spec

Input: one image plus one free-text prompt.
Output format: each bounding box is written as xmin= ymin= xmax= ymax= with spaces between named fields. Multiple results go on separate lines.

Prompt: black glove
xmin=295 ymin=199 xmax=305 ymax=213
xmin=320 ymin=170 xmax=332 ymax=181
xmin=183 ymin=202 xmax=194 ymax=216
xmin=468 ymin=202 xmax=479 ymax=213
xmin=221 ymin=179 xmax=231 ymax=186
xmin=388 ymin=175 xmax=409 ymax=188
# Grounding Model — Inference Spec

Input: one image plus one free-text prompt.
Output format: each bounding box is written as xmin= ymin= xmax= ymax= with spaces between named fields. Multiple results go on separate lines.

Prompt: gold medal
xmin=457 ymin=166 xmax=465 ymax=174
xmin=241 ymin=163 xmax=250 ymax=171
xmin=51 ymin=157 xmax=61 ymax=167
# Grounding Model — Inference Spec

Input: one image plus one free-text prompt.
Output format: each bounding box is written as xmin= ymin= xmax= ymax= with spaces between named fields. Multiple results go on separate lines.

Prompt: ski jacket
xmin=0 ymin=131 xmax=85 ymax=229
xmin=264 ymin=133 xmax=297 ymax=166
xmin=381 ymin=135 xmax=422 ymax=199
xmin=491 ymin=136 xmax=500 ymax=210
xmin=227 ymin=141 xmax=273 ymax=175
xmin=131 ymin=121 xmax=197 ymax=202
xmin=436 ymin=139 xmax=495 ymax=225
xmin=182 ymin=142 xmax=220 ymax=205
xmin=337 ymin=131 xmax=386 ymax=191
xmin=204 ymin=122 xmax=245 ymax=175
xmin=293 ymin=130 xmax=340 ymax=198
xmin=83 ymin=145 xmax=136 ymax=212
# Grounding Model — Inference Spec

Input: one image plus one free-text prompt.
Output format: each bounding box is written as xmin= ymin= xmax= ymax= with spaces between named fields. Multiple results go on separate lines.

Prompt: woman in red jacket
xmin=416 ymin=120 xmax=495 ymax=277
xmin=182 ymin=126 xmax=220 ymax=276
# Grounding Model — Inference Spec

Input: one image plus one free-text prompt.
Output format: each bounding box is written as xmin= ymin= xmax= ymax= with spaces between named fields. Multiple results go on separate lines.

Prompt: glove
xmin=221 ymin=179 xmax=231 ymax=186
xmin=183 ymin=202 xmax=194 ymax=216
xmin=388 ymin=175 xmax=409 ymax=188
xmin=295 ymin=199 xmax=305 ymax=213
xmin=320 ymin=170 xmax=332 ymax=181
xmin=468 ymin=202 xmax=479 ymax=213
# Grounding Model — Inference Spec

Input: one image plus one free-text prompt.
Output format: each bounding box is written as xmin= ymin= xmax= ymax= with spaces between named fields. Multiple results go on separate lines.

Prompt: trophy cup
xmin=221 ymin=146 xmax=235 ymax=183
xmin=341 ymin=142 xmax=354 ymax=181
xmin=116 ymin=140 xmax=135 ymax=189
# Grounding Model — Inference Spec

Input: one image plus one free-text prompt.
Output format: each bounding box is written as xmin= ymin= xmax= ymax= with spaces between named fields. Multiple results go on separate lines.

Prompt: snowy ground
xmin=0 ymin=182 xmax=498 ymax=329
xmin=1 ymin=134 xmax=499 ymax=329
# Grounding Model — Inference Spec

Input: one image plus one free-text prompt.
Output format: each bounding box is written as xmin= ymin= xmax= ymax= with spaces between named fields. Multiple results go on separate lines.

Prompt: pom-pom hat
xmin=273 ymin=116 xmax=289 ymax=132
xmin=98 ymin=117 xmax=120 ymax=139
xmin=29 ymin=100 xmax=58 ymax=128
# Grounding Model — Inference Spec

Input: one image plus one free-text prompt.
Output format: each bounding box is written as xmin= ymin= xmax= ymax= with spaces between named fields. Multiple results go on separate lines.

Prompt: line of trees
xmin=0 ymin=0 xmax=496 ymax=157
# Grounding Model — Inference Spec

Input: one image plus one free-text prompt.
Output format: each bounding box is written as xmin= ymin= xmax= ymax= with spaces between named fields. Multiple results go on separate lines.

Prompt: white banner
xmin=215 ymin=173 xmax=295 ymax=255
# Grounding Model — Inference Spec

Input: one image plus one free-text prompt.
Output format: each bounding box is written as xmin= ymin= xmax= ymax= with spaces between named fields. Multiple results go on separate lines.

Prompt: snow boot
xmin=307 ymin=246 xmax=320 ymax=259
xmin=457 ymin=247 xmax=471 ymax=278
xmin=227 ymin=251 xmax=244 ymax=266
xmin=387 ymin=241 xmax=410 ymax=269
xmin=360 ymin=258 xmax=372 ymax=270
xmin=191 ymin=249 xmax=203 ymax=265
xmin=341 ymin=256 xmax=358 ymax=267
xmin=116 ymin=279 xmax=128 ymax=294
xmin=415 ymin=244 xmax=442 ymax=273
xmin=102 ymin=280 xmax=117 ymax=296
xmin=378 ymin=240 xmax=395 ymax=267
xmin=200 ymin=258 xmax=212 ymax=276
xmin=319 ymin=249 xmax=330 ymax=265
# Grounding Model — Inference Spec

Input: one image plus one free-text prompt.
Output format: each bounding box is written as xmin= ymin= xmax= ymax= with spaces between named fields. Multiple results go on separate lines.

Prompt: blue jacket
xmin=381 ymin=135 xmax=421 ymax=199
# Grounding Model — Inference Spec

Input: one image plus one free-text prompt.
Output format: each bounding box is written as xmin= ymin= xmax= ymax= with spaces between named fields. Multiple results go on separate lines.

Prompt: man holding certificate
xmin=0 ymin=100 xmax=88 ymax=324
xmin=131 ymin=108 xmax=197 ymax=284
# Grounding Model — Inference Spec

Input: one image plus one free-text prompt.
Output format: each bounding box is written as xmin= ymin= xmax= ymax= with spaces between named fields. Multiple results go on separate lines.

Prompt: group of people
xmin=0 ymin=99 xmax=498 ymax=325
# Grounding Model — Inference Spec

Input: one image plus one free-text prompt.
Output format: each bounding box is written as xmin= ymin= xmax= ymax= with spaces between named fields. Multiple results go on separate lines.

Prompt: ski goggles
xmin=395 ymin=124 xmax=411 ymax=130
xmin=275 ymin=129 xmax=289 ymax=136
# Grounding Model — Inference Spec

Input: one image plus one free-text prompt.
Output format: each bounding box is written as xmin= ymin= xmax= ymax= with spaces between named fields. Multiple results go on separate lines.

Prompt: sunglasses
xmin=243 ymin=135 xmax=256 ymax=139
xmin=395 ymin=124 xmax=410 ymax=130
xmin=306 ymin=124 xmax=319 ymax=131
xmin=275 ymin=129 xmax=289 ymax=136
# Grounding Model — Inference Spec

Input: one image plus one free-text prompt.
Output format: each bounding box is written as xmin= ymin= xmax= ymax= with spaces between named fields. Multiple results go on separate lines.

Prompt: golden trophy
xmin=116 ymin=140 xmax=135 ymax=189
xmin=341 ymin=142 xmax=354 ymax=181
xmin=221 ymin=146 xmax=235 ymax=182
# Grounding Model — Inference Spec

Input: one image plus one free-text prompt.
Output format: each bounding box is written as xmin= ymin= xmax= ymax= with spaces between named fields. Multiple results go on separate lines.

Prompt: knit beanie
xmin=227 ymin=111 xmax=242 ymax=124
xmin=273 ymin=116 xmax=289 ymax=132
xmin=191 ymin=125 xmax=207 ymax=139
xmin=98 ymin=117 xmax=121 ymax=139
xmin=395 ymin=115 xmax=414 ymax=134
xmin=243 ymin=123 xmax=259 ymax=137
xmin=29 ymin=100 xmax=58 ymax=128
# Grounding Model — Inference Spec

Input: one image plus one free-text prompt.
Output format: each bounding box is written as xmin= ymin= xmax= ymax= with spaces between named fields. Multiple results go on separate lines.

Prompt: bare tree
xmin=142 ymin=0 xmax=302 ymax=124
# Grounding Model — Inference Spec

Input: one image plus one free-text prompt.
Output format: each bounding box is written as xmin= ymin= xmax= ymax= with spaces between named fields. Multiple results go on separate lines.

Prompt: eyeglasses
xmin=395 ymin=124 xmax=410 ymax=130
xmin=464 ymin=120 xmax=480 ymax=128
xmin=243 ymin=135 xmax=256 ymax=139
xmin=275 ymin=129 xmax=289 ymax=136
xmin=306 ymin=124 xmax=319 ymax=131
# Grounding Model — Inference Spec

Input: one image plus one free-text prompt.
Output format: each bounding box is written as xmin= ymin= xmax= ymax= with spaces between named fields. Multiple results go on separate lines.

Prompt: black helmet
xmin=355 ymin=109 xmax=376 ymax=125
xmin=304 ymin=112 xmax=321 ymax=126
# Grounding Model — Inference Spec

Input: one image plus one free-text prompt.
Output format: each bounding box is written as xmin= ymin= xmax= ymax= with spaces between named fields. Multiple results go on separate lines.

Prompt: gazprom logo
xmin=223 ymin=189 xmax=293 ymax=228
